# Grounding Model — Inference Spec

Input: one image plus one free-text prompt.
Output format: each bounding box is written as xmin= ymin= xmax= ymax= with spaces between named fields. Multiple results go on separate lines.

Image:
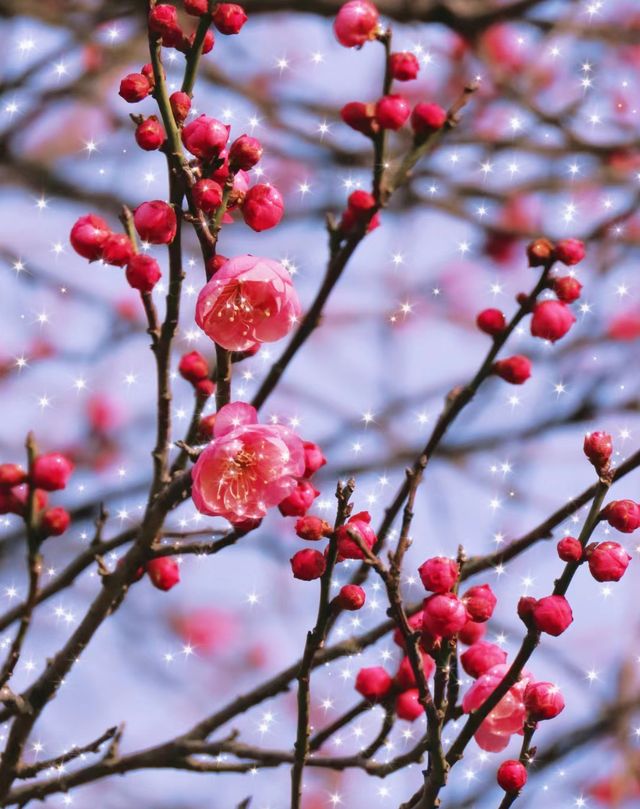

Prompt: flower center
xmin=218 ymin=447 xmax=258 ymax=509
xmin=211 ymin=280 xmax=270 ymax=336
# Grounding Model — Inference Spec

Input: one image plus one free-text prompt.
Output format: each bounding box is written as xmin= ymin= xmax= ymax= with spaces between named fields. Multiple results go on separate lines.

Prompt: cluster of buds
xmin=417 ymin=556 xmax=497 ymax=643
xmin=290 ymin=505 xmax=381 ymax=584
xmin=553 ymin=432 xmax=632 ymax=582
xmin=341 ymin=95 xmax=446 ymax=143
xmin=147 ymin=3 xmax=247 ymax=56
xmin=178 ymin=351 xmax=216 ymax=399
xmin=354 ymin=648 xmax=436 ymax=723
xmin=180 ymin=117 xmax=279 ymax=232
xmin=529 ymin=238 xmax=584 ymax=342
xmin=488 ymin=238 xmax=586 ymax=386
xmin=339 ymin=189 xmax=380 ymax=236
xmin=0 ymin=449 xmax=74 ymax=541
xmin=119 ymin=3 xmax=282 ymax=238
xmin=69 ymin=210 xmax=165 ymax=293
xmin=335 ymin=1 xmax=446 ymax=143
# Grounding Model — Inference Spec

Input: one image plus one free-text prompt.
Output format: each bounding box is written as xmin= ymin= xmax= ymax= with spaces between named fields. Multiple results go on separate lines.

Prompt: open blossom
xmin=462 ymin=663 xmax=531 ymax=752
xmin=191 ymin=402 xmax=305 ymax=523
xmin=195 ymin=255 xmax=300 ymax=352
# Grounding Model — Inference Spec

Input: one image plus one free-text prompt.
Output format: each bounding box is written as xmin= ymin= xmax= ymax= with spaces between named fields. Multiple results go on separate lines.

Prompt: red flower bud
xmin=530 ymin=300 xmax=576 ymax=342
xmin=70 ymin=214 xmax=111 ymax=260
xmin=146 ymin=557 xmax=180 ymax=591
xmin=184 ymin=0 xmax=207 ymax=15
xmin=179 ymin=351 xmax=209 ymax=384
xmin=395 ymin=689 xmax=424 ymax=721
xmin=141 ymin=63 xmax=156 ymax=88
xmin=583 ymin=431 xmax=613 ymax=471
xmin=587 ymin=541 xmax=631 ymax=582
xmin=418 ymin=556 xmax=459 ymax=593
xmin=0 ymin=464 xmax=27 ymax=488
xmin=32 ymin=453 xmax=74 ymax=491
xmin=340 ymin=101 xmax=378 ymax=137
xmin=602 ymin=499 xmax=640 ymax=533
xmin=553 ymin=275 xmax=582 ymax=303
xmin=205 ymin=254 xmax=228 ymax=277
xmin=340 ymin=208 xmax=380 ymax=234
xmin=375 ymin=94 xmax=411 ymax=130
xmin=347 ymin=190 xmax=376 ymax=216
xmin=497 ymin=760 xmax=527 ymax=792
xmin=125 ymin=254 xmax=162 ymax=292
xmin=231 ymin=516 xmax=262 ymax=535
xmin=395 ymin=651 xmax=435 ymax=690
xmin=182 ymin=115 xmax=230 ymax=160
xmin=460 ymin=641 xmax=507 ymax=679
xmin=102 ymin=233 xmax=134 ymax=267
xmin=2 ymin=486 xmax=47 ymax=516
xmin=389 ymin=51 xmax=420 ymax=81
xmin=187 ymin=29 xmax=215 ymax=54
xmin=197 ymin=413 xmax=216 ymax=442
xmin=279 ymin=480 xmax=320 ymax=518
xmin=135 ymin=116 xmax=165 ymax=151
xmin=462 ymin=583 xmax=497 ymax=623
xmin=336 ymin=584 xmax=366 ymax=611
xmin=493 ymin=355 xmax=531 ymax=384
xmin=526 ymin=237 xmax=554 ymax=267
xmin=228 ymin=134 xmax=263 ymax=171
xmin=355 ymin=666 xmax=392 ymax=701
xmin=557 ymin=536 xmax=582 ymax=562
xmin=458 ymin=619 xmax=486 ymax=645
xmin=554 ymin=238 xmax=585 ymax=266
xmin=213 ymin=3 xmax=248 ymax=34
xmin=41 ymin=506 xmax=71 ymax=537
xmin=532 ymin=594 xmax=573 ymax=636
xmin=170 ymin=91 xmax=191 ymax=125
xmin=295 ymin=515 xmax=332 ymax=541
xmin=517 ymin=595 xmax=537 ymax=623
xmin=148 ymin=4 xmax=180 ymax=37
xmin=336 ymin=511 xmax=376 ymax=560
xmin=476 ymin=308 xmax=506 ymax=336
xmin=302 ymin=441 xmax=327 ymax=478
xmin=334 ymin=1 xmax=379 ymax=47
xmin=195 ymin=379 xmax=215 ymax=397
xmin=192 ymin=179 xmax=224 ymax=214
xmin=422 ymin=593 xmax=467 ymax=638
xmin=411 ymin=102 xmax=447 ymax=136
xmin=134 ymin=200 xmax=177 ymax=245
xmin=241 ymin=184 xmax=284 ymax=232
xmin=119 ymin=73 xmax=151 ymax=103
xmin=524 ymin=680 xmax=565 ymax=720
xmin=290 ymin=548 xmax=326 ymax=580
xmin=393 ymin=610 xmax=424 ymax=648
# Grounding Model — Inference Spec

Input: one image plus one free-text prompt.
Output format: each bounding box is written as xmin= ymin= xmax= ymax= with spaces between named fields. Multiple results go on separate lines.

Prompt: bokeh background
xmin=1 ymin=0 xmax=640 ymax=806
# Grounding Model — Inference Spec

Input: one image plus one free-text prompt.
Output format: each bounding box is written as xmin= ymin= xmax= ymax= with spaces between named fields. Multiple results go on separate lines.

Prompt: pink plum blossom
xmin=191 ymin=402 xmax=305 ymax=523
xmin=462 ymin=664 xmax=532 ymax=752
xmin=195 ymin=255 xmax=301 ymax=351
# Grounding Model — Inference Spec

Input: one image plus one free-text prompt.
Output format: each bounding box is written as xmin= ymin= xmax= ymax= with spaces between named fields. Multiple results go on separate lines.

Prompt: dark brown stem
xmin=290 ymin=480 xmax=354 ymax=809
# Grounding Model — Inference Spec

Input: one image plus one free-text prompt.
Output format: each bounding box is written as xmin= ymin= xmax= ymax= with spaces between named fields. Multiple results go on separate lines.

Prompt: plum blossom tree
xmin=0 ymin=1 xmax=640 ymax=808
